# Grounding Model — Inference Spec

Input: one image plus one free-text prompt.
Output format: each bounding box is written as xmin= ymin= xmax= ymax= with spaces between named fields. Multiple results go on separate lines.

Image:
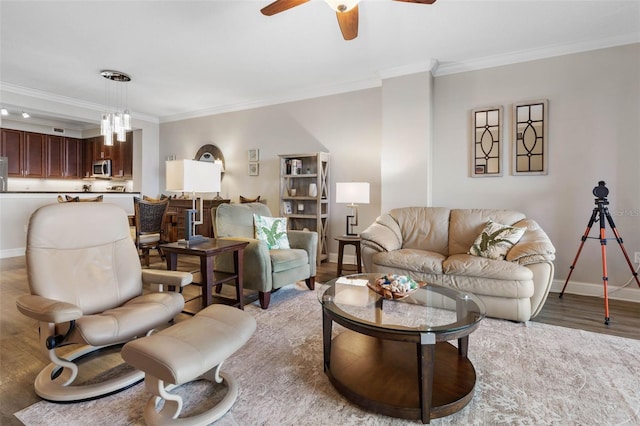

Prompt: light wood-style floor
xmin=1 ymin=254 xmax=638 ymax=425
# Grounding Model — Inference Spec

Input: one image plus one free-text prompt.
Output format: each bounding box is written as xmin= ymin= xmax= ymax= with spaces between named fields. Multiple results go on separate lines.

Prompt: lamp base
xmin=345 ymin=215 xmax=357 ymax=236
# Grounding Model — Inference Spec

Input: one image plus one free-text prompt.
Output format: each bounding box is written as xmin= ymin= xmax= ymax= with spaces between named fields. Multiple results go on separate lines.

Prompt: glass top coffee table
xmin=319 ymin=273 xmax=485 ymax=424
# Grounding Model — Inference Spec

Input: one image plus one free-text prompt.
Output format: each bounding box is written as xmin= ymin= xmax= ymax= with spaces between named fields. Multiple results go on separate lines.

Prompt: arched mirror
xmin=194 ymin=144 xmax=225 ymax=179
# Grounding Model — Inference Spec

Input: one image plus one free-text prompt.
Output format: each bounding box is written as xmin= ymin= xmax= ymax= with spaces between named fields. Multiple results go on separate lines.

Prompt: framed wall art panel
xmin=470 ymin=106 xmax=503 ymax=177
xmin=512 ymin=99 xmax=548 ymax=175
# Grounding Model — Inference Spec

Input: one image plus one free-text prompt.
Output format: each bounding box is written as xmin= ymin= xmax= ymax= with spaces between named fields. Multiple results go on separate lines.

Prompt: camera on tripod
xmin=592 ymin=181 xmax=609 ymax=204
xmin=562 ymin=180 xmax=640 ymax=325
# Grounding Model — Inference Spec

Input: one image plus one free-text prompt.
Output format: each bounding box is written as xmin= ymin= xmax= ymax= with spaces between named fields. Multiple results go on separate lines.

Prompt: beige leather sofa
xmin=360 ymin=207 xmax=556 ymax=322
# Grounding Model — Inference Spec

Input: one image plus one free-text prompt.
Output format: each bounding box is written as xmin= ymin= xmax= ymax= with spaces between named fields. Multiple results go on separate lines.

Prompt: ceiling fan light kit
xmin=261 ymin=0 xmax=436 ymax=41
xmin=325 ymin=0 xmax=359 ymax=13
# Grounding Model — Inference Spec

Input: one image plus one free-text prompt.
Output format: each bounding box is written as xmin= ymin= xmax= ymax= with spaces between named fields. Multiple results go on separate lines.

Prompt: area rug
xmin=15 ymin=283 xmax=640 ymax=425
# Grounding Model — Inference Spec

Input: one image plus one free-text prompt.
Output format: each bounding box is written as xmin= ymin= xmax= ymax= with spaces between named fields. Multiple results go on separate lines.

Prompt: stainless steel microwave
xmin=92 ymin=159 xmax=111 ymax=178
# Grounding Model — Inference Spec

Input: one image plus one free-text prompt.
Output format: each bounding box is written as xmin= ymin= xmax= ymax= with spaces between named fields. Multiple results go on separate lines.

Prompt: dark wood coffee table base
xmin=326 ymin=331 xmax=476 ymax=422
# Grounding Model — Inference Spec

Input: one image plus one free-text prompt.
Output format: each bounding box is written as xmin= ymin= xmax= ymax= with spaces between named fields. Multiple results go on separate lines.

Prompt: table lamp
xmin=166 ymin=159 xmax=221 ymax=243
xmin=336 ymin=182 xmax=370 ymax=236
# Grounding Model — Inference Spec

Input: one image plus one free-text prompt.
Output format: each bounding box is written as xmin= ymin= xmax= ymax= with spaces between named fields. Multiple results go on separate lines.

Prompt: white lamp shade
xmin=336 ymin=182 xmax=370 ymax=204
xmin=166 ymin=159 xmax=221 ymax=193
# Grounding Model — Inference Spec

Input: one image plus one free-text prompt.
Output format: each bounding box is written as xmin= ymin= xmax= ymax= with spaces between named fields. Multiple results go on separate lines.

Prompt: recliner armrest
xmin=142 ymin=269 xmax=193 ymax=288
xmin=215 ymin=237 xmax=272 ymax=292
xmin=16 ymin=294 xmax=82 ymax=324
xmin=287 ymin=230 xmax=318 ymax=276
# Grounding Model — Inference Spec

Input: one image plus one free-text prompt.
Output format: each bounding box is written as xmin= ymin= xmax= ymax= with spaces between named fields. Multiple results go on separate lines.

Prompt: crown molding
xmin=435 ymin=33 xmax=640 ymax=76
xmin=0 ymin=82 xmax=159 ymax=124
xmin=159 ymin=77 xmax=381 ymax=123
xmin=377 ymin=59 xmax=439 ymax=80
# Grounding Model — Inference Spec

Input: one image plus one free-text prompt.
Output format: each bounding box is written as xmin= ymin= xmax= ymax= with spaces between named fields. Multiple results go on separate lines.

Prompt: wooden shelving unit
xmin=279 ymin=152 xmax=330 ymax=265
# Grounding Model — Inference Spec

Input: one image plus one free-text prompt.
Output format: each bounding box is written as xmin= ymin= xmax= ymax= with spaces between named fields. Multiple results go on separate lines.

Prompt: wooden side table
xmin=335 ymin=236 xmax=362 ymax=276
xmin=160 ymin=239 xmax=249 ymax=313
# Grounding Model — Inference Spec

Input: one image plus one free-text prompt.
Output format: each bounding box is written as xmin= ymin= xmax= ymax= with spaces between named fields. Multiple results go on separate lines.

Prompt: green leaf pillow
xmin=253 ymin=214 xmax=290 ymax=250
xmin=469 ymin=220 xmax=526 ymax=260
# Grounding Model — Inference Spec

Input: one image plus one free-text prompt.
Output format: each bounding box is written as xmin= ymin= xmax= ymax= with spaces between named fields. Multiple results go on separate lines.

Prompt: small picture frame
xmin=248 ymin=162 xmax=259 ymax=176
xmin=283 ymin=201 xmax=292 ymax=215
xmin=248 ymin=149 xmax=259 ymax=162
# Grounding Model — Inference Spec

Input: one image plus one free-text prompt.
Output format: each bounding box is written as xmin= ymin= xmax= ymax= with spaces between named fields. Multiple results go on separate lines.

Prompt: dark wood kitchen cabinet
xmin=110 ymin=132 xmax=133 ymax=178
xmin=1 ymin=129 xmax=45 ymax=177
xmin=47 ymin=135 xmax=82 ymax=178
xmin=64 ymin=137 xmax=82 ymax=178
xmin=90 ymin=132 xmax=133 ymax=179
xmin=2 ymin=128 xmax=132 ymax=180
xmin=46 ymin=135 xmax=64 ymax=177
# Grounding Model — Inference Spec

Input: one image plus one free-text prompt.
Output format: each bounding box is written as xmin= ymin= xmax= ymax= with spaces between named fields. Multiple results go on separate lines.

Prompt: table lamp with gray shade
xmin=336 ymin=182 xmax=370 ymax=236
xmin=166 ymin=159 xmax=221 ymax=243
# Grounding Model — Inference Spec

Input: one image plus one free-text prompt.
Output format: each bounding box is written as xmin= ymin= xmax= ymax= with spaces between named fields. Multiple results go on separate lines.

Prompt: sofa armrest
xmin=507 ymin=218 xmax=556 ymax=265
xmin=288 ymin=230 xmax=318 ymax=276
xmin=16 ymin=294 xmax=82 ymax=324
xmin=142 ymin=269 xmax=193 ymax=288
xmin=360 ymin=214 xmax=403 ymax=253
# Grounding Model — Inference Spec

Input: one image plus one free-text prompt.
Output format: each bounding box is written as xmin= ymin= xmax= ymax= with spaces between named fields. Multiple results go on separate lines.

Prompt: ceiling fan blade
xmin=336 ymin=5 xmax=358 ymax=40
xmin=393 ymin=0 xmax=437 ymax=4
xmin=261 ymin=0 xmax=310 ymax=16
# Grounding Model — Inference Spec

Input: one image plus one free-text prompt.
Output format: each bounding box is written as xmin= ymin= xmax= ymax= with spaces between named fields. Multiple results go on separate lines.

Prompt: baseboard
xmin=550 ymin=279 xmax=640 ymax=303
xmin=0 ymin=247 xmax=25 ymax=259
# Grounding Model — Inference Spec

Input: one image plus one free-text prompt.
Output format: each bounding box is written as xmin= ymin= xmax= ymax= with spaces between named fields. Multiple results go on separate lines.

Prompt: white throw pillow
xmin=253 ymin=214 xmax=290 ymax=250
xmin=468 ymin=220 xmax=526 ymax=260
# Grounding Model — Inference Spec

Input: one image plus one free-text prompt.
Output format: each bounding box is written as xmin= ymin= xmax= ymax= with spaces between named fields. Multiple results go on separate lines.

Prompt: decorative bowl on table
xmin=367 ymin=274 xmax=426 ymax=300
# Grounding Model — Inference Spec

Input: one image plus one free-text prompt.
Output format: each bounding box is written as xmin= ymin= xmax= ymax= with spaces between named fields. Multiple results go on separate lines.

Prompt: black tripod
xmin=560 ymin=182 xmax=640 ymax=325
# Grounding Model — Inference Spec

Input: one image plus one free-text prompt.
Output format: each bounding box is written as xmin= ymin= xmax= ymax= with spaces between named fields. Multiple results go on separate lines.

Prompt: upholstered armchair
xmin=16 ymin=202 xmax=192 ymax=402
xmin=214 ymin=202 xmax=317 ymax=309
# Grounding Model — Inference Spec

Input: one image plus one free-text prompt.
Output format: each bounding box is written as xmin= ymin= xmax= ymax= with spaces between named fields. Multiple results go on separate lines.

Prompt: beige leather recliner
xmin=214 ymin=202 xmax=317 ymax=309
xmin=360 ymin=207 xmax=556 ymax=322
xmin=16 ymin=202 xmax=192 ymax=402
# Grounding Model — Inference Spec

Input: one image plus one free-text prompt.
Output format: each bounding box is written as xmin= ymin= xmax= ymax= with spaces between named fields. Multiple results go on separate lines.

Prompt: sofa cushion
xmin=389 ymin=207 xmax=450 ymax=255
xmin=270 ymin=249 xmax=309 ymax=273
xmin=469 ymin=220 xmax=526 ymax=260
xmin=254 ymin=214 xmax=290 ymax=249
xmin=371 ymin=249 xmax=445 ymax=275
xmin=443 ymin=254 xmax=533 ymax=281
xmin=440 ymin=274 xmax=534 ymax=299
xmin=448 ymin=209 xmax=526 ymax=255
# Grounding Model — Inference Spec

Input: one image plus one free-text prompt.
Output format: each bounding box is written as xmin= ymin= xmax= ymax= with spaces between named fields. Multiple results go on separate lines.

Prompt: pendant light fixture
xmin=100 ymin=70 xmax=132 ymax=146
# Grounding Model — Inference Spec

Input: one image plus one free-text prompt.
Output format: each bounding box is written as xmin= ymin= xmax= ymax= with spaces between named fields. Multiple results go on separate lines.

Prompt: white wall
xmin=432 ymin=44 xmax=640 ymax=301
xmin=381 ymin=71 xmax=434 ymax=211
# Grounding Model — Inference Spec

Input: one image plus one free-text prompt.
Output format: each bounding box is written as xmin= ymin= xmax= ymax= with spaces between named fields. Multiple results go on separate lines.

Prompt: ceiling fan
xmin=260 ymin=0 xmax=436 ymax=41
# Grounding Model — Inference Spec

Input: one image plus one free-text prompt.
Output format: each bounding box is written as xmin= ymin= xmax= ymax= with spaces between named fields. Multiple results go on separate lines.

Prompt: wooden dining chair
xmin=133 ymin=196 xmax=170 ymax=266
